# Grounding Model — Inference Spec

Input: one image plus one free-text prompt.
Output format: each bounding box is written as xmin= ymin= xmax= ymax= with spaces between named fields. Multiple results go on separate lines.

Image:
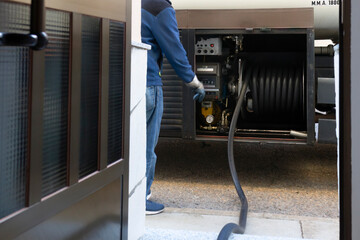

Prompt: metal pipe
xmin=31 ymin=0 xmax=45 ymax=34
xmin=200 ymin=125 xmax=218 ymax=130
xmin=0 ymin=0 xmax=48 ymax=50
xmin=30 ymin=0 xmax=48 ymax=50
xmin=290 ymin=130 xmax=307 ymax=139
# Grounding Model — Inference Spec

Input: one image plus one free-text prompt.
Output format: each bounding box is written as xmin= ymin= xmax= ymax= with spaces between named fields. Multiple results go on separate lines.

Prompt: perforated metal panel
xmin=160 ymin=58 xmax=184 ymax=136
xmin=159 ymin=30 xmax=184 ymax=137
xmin=108 ymin=21 xmax=125 ymax=165
xmin=79 ymin=15 xmax=100 ymax=178
xmin=0 ymin=2 xmax=30 ymax=218
xmin=41 ymin=9 xmax=70 ymax=197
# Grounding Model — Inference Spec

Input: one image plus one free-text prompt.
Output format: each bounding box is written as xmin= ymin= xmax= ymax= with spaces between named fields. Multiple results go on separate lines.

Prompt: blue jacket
xmin=141 ymin=0 xmax=195 ymax=86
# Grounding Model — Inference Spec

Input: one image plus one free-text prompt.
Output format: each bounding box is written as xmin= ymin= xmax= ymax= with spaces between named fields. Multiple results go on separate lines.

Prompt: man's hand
xmin=186 ymin=75 xmax=205 ymax=102
xmin=193 ymin=87 xmax=205 ymax=102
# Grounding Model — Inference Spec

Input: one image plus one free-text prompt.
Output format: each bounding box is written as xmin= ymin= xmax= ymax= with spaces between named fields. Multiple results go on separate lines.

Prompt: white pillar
xmin=127 ymin=41 xmax=150 ymax=240
xmin=126 ymin=0 xmax=151 ymax=239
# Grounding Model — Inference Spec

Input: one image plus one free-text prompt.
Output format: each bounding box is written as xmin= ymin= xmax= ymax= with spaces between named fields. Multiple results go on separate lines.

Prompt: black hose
xmin=270 ymin=68 xmax=276 ymax=113
xmin=251 ymin=67 xmax=259 ymax=116
xmin=217 ymin=64 xmax=304 ymax=239
xmin=258 ymin=67 xmax=265 ymax=115
xmin=286 ymin=68 xmax=294 ymax=113
xmin=275 ymin=68 xmax=282 ymax=113
xmin=247 ymin=66 xmax=303 ymax=118
xmin=292 ymin=68 xmax=301 ymax=115
xmin=217 ymin=67 xmax=250 ymax=240
xmin=264 ymin=67 xmax=271 ymax=114
xmin=280 ymin=68 xmax=288 ymax=113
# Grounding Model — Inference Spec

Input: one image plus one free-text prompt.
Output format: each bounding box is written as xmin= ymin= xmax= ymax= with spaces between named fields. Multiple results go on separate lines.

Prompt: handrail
xmin=0 ymin=0 xmax=48 ymax=50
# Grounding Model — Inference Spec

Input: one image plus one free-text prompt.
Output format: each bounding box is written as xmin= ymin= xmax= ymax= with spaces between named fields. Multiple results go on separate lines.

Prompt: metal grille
xmin=79 ymin=16 xmax=100 ymax=178
xmin=0 ymin=2 xmax=30 ymax=218
xmin=108 ymin=21 xmax=125 ymax=165
xmin=41 ymin=9 xmax=70 ymax=197
xmin=160 ymin=58 xmax=184 ymax=136
xmin=159 ymin=30 xmax=184 ymax=137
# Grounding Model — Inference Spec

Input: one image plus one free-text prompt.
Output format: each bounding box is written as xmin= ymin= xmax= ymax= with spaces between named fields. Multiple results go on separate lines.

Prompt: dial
xmin=206 ymin=114 xmax=215 ymax=124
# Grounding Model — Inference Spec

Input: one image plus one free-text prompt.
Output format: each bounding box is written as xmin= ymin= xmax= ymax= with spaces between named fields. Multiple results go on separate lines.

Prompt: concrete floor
xmin=144 ymin=208 xmax=339 ymax=240
xmin=151 ymin=139 xmax=339 ymax=218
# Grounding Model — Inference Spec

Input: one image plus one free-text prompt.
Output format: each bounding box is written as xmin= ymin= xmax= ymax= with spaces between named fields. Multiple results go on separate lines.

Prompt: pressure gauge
xmin=206 ymin=114 xmax=215 ymax=124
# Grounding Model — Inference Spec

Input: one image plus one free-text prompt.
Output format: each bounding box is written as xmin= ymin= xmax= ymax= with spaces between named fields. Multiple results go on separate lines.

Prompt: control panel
xmin=196 ymin=63 xmax=221 ymax=100
xmin=195 ymin=38 xmax=222 ymax=55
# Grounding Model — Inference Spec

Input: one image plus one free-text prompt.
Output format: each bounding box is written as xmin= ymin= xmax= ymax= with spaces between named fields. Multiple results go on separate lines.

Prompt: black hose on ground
xmin=217 ymin=67 xmax=250 ymax=240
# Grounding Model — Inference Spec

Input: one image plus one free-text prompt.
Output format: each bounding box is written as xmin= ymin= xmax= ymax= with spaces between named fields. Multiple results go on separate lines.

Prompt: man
xmin=141 ymin=0 xmax=205 ymax=215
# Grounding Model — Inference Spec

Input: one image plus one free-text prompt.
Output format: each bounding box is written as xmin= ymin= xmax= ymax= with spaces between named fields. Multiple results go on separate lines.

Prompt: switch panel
xmin=195 ymin=38 xmax=222 ymax=55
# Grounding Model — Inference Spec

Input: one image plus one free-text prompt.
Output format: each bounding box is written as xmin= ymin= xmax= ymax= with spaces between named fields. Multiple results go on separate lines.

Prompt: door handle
xmin=0 ymin=0 xmax=48 ymax=50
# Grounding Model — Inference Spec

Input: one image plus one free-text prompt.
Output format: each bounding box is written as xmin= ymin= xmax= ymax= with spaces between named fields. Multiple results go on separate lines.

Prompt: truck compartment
xmin=194 ymin=32 xmax=311 ymax=142
xmin=160 ymin=26 xmax=314 ymax=144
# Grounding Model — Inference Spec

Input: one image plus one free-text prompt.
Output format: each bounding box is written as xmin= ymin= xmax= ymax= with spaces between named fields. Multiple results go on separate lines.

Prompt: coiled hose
xmin=250 ymin=66 xmax=303 ymax=117
xmin=217 ymin=67 xmax=251 ymax=240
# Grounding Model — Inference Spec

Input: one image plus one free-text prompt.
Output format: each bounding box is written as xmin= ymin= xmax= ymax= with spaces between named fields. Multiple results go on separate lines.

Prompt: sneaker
xmin=146 ymin=190 xmax=152 ymax=200
xmin=146 ymin=200 xmax=164 ymax=215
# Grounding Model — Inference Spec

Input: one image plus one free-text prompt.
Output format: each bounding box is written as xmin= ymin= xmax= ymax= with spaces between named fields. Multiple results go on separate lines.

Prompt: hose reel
xmin=248 ymin=65 xmax=304 ymax=118
xmin=231 ymin=62 xmax=306 ymax=122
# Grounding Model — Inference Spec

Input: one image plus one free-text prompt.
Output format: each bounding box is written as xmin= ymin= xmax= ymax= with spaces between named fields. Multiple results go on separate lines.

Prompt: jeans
xmin=146 ymin=86 xmax=163 ymax=198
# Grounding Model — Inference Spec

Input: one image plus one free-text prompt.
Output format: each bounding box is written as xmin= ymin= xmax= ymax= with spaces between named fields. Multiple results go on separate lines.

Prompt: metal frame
xmin=27 ymin=49 xmax=45 ymax=205
xmin=0 ymin=162 xmax=124 ymax=240
xmin=176 ymin=8 xmax=314 ymax=30
xmin=69 ymin=12 xmax=82 ymax=186
xmin=306 ymin=29 xmax=316 ymax=144
xmin=181 ymin=29 xmax=196 ymax=140
xmin=339 ymin=0 xmax=352 ymax=238
xmin=174 ymin=28 xmax=315 ymax=144
xmin=0 ymin=2 xmax=129 ymax=239
xmin=194 ymin=28 xmax=310 ymax=35
xmin=100 ymin=18 xmax=110 ymax=171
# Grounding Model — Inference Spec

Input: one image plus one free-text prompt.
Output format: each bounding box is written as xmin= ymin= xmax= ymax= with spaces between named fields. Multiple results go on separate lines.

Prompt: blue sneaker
xmin=146 ymin=200 xmax=164 ymax=215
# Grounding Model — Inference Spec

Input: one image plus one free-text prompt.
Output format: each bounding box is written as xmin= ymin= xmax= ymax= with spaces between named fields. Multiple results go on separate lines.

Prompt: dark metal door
xmin=0 ymin=1 xmax=127 ymax=239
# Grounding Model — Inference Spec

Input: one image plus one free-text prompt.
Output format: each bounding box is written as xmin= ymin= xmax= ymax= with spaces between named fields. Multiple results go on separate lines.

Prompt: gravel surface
xmin=150 ymin=139 xmax=339 ymax=218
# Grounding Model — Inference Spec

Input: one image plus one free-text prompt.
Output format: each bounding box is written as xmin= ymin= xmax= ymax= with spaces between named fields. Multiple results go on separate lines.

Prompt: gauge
xmin=206 ymin=114 xmax=215 ymax=124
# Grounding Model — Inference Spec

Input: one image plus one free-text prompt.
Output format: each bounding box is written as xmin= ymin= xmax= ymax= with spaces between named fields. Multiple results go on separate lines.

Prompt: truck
xmin=159 ymin=0 xmax=339 ymax=145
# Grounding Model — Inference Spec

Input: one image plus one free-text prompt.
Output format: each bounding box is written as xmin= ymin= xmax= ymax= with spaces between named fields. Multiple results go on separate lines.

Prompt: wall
xmin=127 ymin=0 xmax=149 ymax=238
xmin=7 ymin=0 xmax=126 ymax=21
xmin=127 ymin=41 xmax=150 ymax=240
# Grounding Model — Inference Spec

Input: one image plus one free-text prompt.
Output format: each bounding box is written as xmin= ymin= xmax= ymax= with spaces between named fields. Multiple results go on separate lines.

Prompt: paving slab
xmin=144 ymin=208 xmax=339 ymax=240
xmin=141 ymin=228 xmax=309 ymax=240
xmin=301 ymin=219 xmax=339 ymax=240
